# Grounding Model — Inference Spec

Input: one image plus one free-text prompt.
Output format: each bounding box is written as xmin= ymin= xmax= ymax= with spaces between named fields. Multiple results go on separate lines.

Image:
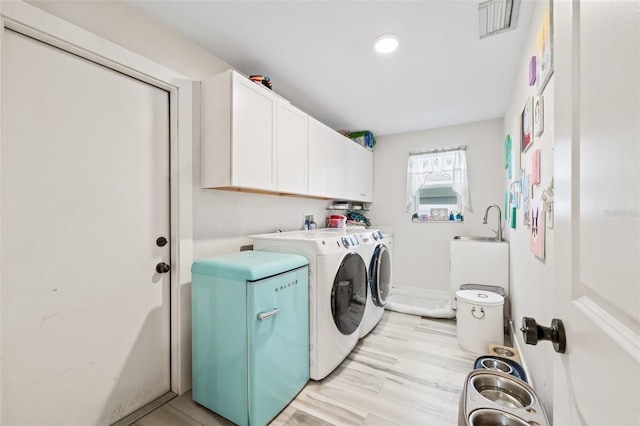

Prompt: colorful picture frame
xmin=532 ymin=149 xmax=541 ymax=185
xmin=529 ymin=56 xmax=537 ymax=86
xmin=430 ymin=208 xmax=449 ymax=222
xmin=534 ymin=96 xmax=544 ymax=136
xmin=536 ymin=1 xmax=554 ymax=94
xmin=521 ymin=97 xmax=533 ymax=153
xmin=530 ymin=198 xmax=545 ymax=259
xmin=505 ymin=135 xmax=511 ymax=170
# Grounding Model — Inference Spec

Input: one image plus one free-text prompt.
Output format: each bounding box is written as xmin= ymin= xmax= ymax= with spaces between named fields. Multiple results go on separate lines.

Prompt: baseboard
xmin=508 ymin=318 xmax=534 ymax=388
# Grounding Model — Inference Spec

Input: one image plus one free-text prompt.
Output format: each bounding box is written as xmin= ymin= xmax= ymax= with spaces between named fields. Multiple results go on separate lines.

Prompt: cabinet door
xmin=328 ymin=131 xmax=348 ymax=199
xmin=277 ymin=100 xmax=308 ymax=195
xmin=309 ymin=118 xmax=349 ymax=199
xmin=361 ymin=148 xmax=373 ymax=202
xmin=231 ymin=76 xmax=277 ymax=190
xmin=347 ymin=142 xmax=373 ymax=202
xmin=308 ymin=117 xmax=333 ymax=197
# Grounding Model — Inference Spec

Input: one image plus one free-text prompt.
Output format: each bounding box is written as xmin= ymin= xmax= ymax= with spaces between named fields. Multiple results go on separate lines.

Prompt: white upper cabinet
xmin=277 ymin=99 xmax=308 ymax=195
xmin=201 ymin=70 xmax=373 ymax=202
xmin=307 ymin=117 xmax=332 ymax=198
xmin=347 ymin=142 xmax=373 ymax=202
xmin=308 ymin=117 xmax=348 ymax=199
xmin=328 ymin=131 xmax=349 ymax=200
xmin=201 ymin=70 xmax=277 ymax=191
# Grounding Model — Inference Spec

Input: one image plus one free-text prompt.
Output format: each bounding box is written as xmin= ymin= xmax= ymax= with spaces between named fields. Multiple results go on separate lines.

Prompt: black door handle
xmin=156 ymin=262 xmax=170 ymax=274
xmin=520 ymin=316 xmax=566 ymax=353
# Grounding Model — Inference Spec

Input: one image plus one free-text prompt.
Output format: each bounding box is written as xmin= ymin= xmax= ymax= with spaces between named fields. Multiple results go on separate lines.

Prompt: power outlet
xmin=304 ymin=214 xmax=314 ymax=229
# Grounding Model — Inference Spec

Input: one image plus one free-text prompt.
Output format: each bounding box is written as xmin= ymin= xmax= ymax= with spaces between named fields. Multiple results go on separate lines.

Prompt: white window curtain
xmin=406 ymin=148 xmax=471 ymax=213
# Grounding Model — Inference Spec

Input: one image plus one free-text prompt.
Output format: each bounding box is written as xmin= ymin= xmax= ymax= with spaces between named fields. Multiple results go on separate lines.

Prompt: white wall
xmin=27 ymin=0 xmax=333 ymax=258
xmin=25 ymin=1 xmax=558 ymax=414
xmin=25 ymin=1 xmax=333 ymax=395
xmin=369 ymin=119 xmax=504 ymax=293
xmin=501 ymin=0 xmax=555 ymax=416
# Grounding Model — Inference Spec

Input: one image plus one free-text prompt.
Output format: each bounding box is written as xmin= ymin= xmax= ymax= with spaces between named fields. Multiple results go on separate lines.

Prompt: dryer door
xmin=370 ymin=244 xmax=391 ymax=307
xmin=330 ymin=252 xmax=367 ymax=335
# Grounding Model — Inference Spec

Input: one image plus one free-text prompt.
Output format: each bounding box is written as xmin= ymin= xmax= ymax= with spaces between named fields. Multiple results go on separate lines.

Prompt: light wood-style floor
xmin=134 ymin=311 xmax=477 ymax=426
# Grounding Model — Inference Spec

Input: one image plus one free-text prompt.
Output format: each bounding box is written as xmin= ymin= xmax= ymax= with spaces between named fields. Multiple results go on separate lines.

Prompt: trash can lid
xmin=460 ymin=283 xmax=506 ymax=297
xmin=456 ymin=289 xmax=504 ymax=305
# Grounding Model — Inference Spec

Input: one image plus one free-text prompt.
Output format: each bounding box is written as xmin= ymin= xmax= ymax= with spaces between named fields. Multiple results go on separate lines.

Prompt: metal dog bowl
xmin=492 ymin=346 xmax=515 ymax=357
xmin=468 ymin=408 xmax=533 ymax=426
xmin=473 ymin=356 xmax=528 ymax=383
xmin=459 ymin=370 xmax=549 ymax=426
xmin=480 ymin=358 xmax=513 ymax=374
xmin=470 ymin=373 xmax=534 ymax=409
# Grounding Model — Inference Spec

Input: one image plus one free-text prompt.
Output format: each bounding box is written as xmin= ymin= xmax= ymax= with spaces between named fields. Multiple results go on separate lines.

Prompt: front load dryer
xmin=355 ymin=230 xmax=391 ymax=338
xmin=250 ymin=230 xmax=367 ymax=380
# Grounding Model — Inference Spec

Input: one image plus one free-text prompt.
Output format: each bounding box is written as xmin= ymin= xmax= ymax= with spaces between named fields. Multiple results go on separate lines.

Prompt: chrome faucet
xmin=482 ymin=204 xmax=503 ymax=241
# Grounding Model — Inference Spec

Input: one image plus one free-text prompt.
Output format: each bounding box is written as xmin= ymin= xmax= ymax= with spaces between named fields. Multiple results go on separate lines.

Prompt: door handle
xmin=257 ymin=307 xmax=282 ymax=321
xmin=520 ymin=316 xmax=566 ymax=353
xmin=156 ymin=262 xmax=170 ymax=274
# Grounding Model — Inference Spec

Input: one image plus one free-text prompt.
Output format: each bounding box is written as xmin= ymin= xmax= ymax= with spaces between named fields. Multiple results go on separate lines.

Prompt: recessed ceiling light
xmin=374 ymin=33 xmax=399 ymax=54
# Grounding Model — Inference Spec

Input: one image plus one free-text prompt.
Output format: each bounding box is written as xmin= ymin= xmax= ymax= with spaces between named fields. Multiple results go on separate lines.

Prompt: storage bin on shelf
xmin=349 ymin=130 xmax=376 ymax=150
xmin=327 ymin=215 xmax=346 ymax=228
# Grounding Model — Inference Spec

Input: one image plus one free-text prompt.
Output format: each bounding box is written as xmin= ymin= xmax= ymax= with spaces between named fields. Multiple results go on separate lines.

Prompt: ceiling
xmin=129 ymin=1 xmax=534 ymax=137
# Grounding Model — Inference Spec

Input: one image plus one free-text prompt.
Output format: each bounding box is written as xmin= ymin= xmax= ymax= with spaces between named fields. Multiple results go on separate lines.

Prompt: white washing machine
xmin=250 ymin=229 xmax=367 ymax=380
xmin=353 ymin=229 xmax=391 ymax=338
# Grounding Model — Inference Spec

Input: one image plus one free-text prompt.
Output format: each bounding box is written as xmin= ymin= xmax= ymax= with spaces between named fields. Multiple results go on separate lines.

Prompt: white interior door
xmin=553 ymin=1 xmax=640 ymax=424
xmin=1 ymin=29 xmax=171 ymax=425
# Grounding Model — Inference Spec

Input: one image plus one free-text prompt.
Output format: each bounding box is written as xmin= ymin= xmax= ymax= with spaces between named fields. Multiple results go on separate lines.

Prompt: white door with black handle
xmin=1 ymin=29 xmax=171 ymax=425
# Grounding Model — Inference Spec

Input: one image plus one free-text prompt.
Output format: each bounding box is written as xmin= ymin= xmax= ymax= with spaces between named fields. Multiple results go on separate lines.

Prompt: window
xmin=417 ymin=185 xmax=459 ymax=215
xmin=406 ymin=147 xmax=471 ymax=221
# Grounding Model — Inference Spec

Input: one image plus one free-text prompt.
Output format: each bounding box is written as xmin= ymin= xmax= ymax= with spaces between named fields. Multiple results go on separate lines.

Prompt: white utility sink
xmin=453 ymin=235 xmax=501 ymax=242
xmin=450 ymin=236 xmax=509 ymax=308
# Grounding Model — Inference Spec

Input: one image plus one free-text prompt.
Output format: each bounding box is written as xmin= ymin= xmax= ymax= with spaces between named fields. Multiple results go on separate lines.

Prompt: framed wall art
xmin=529 ymin=56 xmax=537 ymax=86
xmin=532 ymin=149 xmax=541 ymax=185
xmin=505 ymin=134 xmax=511 ymax=171
xmin=430 ymin=208 xmax=449 ymax=222
xmin=536 ymin=1 xmax=554 ymax=94
xmin=530 ymin=198 xmax=545 ymax=260
xmin=534 ymin=95 xmax=544 ymax=136
xmin=521 ymin=97 xmax=533 ymax=153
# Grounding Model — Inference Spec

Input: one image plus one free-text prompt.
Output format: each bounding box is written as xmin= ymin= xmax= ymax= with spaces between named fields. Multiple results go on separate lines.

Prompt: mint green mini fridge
xmin=191 ymin=251 xmax=309 ymax=426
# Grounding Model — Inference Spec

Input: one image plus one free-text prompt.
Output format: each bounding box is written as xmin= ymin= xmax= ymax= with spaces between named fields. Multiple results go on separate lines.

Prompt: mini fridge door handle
xmin=257 ymin=307 xmax=282 ymax=321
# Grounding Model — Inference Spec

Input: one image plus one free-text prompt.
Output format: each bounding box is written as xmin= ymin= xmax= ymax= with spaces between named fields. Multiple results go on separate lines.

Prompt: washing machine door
xmin=369 ymin=244 xmax=391 ymax=307
xmin=330 ymin=252 xmax=367 ymax=335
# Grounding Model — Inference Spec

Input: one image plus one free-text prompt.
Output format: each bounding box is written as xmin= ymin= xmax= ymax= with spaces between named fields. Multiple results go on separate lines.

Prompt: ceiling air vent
xmin=479 ymin=0 xmax=521 ymax=39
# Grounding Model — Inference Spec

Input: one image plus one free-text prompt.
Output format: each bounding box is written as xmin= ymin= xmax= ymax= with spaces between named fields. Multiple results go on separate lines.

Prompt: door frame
xmin=0 ymin=0 xmax=195 ymax=402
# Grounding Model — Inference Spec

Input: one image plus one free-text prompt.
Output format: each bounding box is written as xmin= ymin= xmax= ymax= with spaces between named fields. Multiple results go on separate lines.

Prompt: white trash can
xmin=456 ymin=289 xmax=504 ymax=354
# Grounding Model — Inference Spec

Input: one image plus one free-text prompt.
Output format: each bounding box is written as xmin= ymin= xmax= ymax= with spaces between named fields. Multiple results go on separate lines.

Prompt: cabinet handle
xmin=257 ymin=307 xmax=282 ymax=321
